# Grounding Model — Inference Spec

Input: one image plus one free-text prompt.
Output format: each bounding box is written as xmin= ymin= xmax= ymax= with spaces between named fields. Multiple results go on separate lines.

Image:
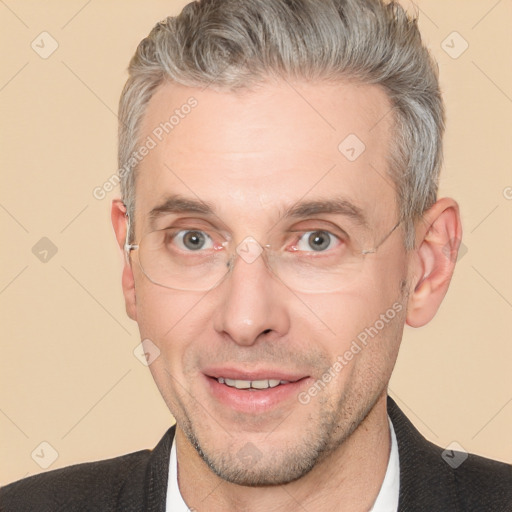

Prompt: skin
xmin=111 ymin=80 xmax=461 ymax=511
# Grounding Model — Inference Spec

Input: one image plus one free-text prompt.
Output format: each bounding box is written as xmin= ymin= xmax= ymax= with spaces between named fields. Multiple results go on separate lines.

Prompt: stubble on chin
xmin=176 ymin=384 xmax=384 ymax=488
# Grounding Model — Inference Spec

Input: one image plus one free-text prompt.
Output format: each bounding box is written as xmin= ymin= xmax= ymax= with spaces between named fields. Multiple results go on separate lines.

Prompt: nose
xmin=212 ymin=241 xmax=291 ymax=346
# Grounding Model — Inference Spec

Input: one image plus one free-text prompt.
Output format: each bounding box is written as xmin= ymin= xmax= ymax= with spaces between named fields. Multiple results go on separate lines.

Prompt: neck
xmin=176 ymin=392 xmax=391 ymax=512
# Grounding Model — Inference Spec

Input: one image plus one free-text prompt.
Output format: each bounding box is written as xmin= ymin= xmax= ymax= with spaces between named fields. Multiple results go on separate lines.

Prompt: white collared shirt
xmin=166 ymin=436 xmax=191 ymax=512
xmin=369 ymin=416 xmax=400 ymax=511
xmin=166 ymin=417 xmax=400 ymax=511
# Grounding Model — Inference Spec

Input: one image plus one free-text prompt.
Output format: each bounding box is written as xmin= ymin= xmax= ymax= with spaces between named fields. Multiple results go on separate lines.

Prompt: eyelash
xmin=292 ymin=231 xmax=340 ymax=253
xmin=165 ymin=228 xmax=344 ymax=254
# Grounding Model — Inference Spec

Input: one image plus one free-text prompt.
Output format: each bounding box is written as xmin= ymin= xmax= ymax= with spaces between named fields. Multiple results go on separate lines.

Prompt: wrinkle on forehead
xmin=135 ymin=80 xmax=397 ymax=235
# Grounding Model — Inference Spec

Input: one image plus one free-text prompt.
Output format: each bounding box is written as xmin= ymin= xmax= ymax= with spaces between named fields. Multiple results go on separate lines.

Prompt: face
xmin=125 ymin=80 xmax=410 ymax=485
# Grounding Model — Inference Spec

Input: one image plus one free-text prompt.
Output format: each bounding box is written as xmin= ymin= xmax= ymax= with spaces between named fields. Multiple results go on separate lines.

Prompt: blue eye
xmin=296 ymin=231 xmax=337 ymax=252
xmin=175 ymin=230 xmax=214 ymax=251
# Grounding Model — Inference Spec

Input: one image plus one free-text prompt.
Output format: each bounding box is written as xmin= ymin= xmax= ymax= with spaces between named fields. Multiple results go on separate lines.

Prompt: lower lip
xmin=205 ymin=375 xmax=311 ymax=414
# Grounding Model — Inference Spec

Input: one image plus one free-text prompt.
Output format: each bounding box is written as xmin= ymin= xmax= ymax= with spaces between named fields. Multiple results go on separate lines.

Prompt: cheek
xmin=134 ymin=282 xmax=212 ymax=361
xmin=298 ymin=279 xmax=403 ymax=347
xmin=292 ymin=254 xmax=407 ymax=376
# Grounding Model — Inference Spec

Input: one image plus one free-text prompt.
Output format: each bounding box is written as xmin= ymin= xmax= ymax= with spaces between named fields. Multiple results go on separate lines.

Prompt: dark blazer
xmin=1 ymin=397 xmax=511 ymax=511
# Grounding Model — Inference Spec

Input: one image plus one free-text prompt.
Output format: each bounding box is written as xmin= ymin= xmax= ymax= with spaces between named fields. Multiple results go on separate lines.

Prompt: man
xmin=2 ymin=0 xmax=511 ymax=510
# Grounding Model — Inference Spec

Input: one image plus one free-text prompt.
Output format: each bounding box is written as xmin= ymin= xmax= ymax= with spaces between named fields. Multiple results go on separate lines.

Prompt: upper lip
xmin=203 ymin=367 xmax=308 ymax=382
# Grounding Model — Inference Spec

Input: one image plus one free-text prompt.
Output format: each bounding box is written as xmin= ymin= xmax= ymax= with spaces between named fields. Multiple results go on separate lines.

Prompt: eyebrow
xmin=148 ymin=194 xmax=368 ymax=228
xmin=285 ymin=198 xmax=368 ymax=228
xmin=148 ymin=195 xmax=214 ymax=220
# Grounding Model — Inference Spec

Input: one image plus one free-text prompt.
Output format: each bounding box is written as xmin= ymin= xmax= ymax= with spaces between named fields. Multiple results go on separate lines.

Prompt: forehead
xmin=135 ymin=80 xmax=397 ymax=230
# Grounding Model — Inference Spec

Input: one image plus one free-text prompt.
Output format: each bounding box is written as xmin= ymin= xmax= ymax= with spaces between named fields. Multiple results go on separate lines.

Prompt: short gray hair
xmin=118 ymin=0 xmax=444 ymax=248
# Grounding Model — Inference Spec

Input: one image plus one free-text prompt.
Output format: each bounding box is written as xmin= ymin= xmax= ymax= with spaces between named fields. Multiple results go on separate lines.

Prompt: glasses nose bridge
xmin=224 ymin=236 xmax=273 ymax=276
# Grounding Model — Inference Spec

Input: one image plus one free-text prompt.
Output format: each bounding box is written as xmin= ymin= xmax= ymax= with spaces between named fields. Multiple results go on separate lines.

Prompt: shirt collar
xmin=370 ymin=416 xmax=400 ymax=511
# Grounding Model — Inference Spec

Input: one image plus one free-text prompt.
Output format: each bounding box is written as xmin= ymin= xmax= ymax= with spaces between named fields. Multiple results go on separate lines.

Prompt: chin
xmin=197 ymin=438 xmax=322 ymax=487
xmin=181 ymin=410 xmax=345 ymax=487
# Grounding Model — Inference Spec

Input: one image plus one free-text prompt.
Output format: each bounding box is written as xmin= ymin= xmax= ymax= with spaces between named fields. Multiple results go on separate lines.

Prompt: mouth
xmin=203 ymin=369 xmax=311 ymax=414
xmin=216 ymin=377 xmax=293 ymax=390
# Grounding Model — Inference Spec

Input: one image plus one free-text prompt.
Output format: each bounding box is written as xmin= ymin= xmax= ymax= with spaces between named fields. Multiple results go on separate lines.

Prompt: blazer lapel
xmin=144 ymin=425 xmax=176 ymax=511
xmin=388 ymin=397 xmax=459 ymax=511
xmin=116 ymin=425 xmax=175 ymax=512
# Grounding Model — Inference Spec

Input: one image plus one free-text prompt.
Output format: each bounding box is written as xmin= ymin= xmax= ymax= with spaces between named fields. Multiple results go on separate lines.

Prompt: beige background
xmin=1 ymin=0 xmax=511 ymax=486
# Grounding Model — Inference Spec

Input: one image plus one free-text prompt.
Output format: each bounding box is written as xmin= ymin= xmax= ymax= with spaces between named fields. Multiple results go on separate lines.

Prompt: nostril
xmin=262 ymin=329 xmax=272 ymax=335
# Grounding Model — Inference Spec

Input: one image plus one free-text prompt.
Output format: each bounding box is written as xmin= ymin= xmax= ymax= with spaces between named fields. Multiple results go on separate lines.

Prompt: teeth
xmin=234 ymin=379 xmax=251 ymax=389
xmin=217 ymin=378 xmax=290 ymax=389
xmin=251 ymin=379 xmax=271 ymax=389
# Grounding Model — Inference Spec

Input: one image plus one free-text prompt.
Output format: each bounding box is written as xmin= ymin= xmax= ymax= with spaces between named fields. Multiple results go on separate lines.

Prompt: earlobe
xmin=111 ymin=199 xmax=137 ymax=321
xmin=406 ymin=198 xmax=462 ymax=328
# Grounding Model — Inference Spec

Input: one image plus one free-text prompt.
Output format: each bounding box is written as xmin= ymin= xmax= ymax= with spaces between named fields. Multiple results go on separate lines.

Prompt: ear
xmin=111 ymin=199 xmax=137 ymax=321
xmin=406 ymin=197 xmax=462 ymax=328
